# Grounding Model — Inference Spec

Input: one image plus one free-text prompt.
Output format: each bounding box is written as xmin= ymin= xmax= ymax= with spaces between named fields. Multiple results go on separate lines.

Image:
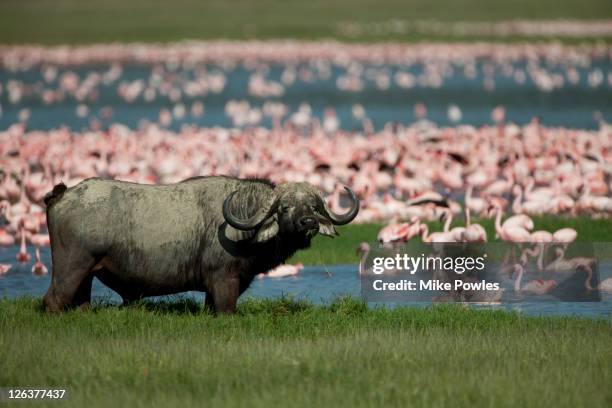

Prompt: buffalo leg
xmin=43 ymin=247 xmax=96 ymax=312
xmin=71 ymin=274 xmax=94 ymax=310
xmin=239 ymin=275 xmax=255 ymax=296
xmin=204 ymin=292 xmax=215 ymax=313
xmin=210 ymin=277 xmax=239 ymax=315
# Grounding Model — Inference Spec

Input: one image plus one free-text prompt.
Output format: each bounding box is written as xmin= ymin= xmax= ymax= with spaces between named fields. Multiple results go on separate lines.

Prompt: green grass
xmin=0 ymin=297 xmax=610 ymax=407
xmin=291 ymin=216 xmax=612 ymax=265
xmin=0 ymin=0 xmax=610 ymax=44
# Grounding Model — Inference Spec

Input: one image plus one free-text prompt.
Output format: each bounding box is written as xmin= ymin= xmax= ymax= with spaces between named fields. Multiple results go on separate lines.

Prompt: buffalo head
xmin=222 ymin=182 xmax=359 ymax=244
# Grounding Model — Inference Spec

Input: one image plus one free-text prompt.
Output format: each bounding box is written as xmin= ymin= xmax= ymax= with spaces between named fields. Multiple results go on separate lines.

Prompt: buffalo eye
xmin=280 ymin=205 xmax=290 ymax=213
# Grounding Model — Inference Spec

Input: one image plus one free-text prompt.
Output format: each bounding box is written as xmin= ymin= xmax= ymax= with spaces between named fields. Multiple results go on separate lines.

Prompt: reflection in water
xmin=358 ymin=242 xmax=612 ymax=314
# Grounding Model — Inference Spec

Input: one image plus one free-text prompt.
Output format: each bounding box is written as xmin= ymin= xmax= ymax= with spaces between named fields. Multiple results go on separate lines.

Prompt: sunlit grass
xmin=0 ymin=297 xmax=610 ymax=407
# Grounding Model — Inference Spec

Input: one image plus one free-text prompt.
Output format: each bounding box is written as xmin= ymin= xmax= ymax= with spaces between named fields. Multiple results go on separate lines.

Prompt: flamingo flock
xmin=1 ymin=42 xmax=610 ymax=131
xmin=1 ymin=119 xmax=611 ymax=266
xmin=1 ymin=41 xmax=611 ymax=279
xmin=2 ymin=42 xmax=609 ymax=70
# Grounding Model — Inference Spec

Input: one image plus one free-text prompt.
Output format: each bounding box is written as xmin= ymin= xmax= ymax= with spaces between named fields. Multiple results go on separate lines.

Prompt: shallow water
xmin=1 ymin=60 xmax=611 ymax=131
xmin=1 ymin=246 xmax=610 ymax=318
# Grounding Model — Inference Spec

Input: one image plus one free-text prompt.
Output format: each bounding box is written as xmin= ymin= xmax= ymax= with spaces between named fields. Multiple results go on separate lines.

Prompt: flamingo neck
xmin=20 ymin=229 xmax=26 ymax=251
xmin=443 ymin=211 xmax=452 ymax=233
xmin=526 ymin=178 xmax=534 ymax=194
xmin=358 ymin=245 xmax=369 ymax=275
xmin=465 ymin=206 xmax=471 ymax=227
xmin=555 ymin=248 xmax=565 ymax=262
xmin=537 ymin=243 xmax=545 ymax=270
xmin=514 ymin=265 xmax=524 ymax=292
xmin=362 ymin=250 xmax=369 ymax=274
xmin=494 ymin=207 xmax=503 ymax=236
xmin=584 ymin=266 xmax=594 ymax=291
xmin=420 ymin=224 xmax=430 ymax=242
xmin=512 ymin=187 xmax=522 ymax=214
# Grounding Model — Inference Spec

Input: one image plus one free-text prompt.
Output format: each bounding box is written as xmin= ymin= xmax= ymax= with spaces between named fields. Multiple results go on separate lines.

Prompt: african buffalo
xmin=42 ymin=176 xmax=359 ymax=314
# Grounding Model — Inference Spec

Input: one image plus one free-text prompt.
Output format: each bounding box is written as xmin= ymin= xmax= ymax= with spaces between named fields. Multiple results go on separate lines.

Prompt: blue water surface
xmin=1 ymin=246 xmax=610 ymax=319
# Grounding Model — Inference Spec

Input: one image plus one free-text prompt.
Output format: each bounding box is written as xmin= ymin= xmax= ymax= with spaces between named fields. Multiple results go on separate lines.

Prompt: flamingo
xmin=577 ymin=184 xmax=612 ymax=213
xmin=543 ymin=247 xmax=601 ymax=292
xmin=31 ymin=247 xmax=48 ymax=276
xmin=513 ymin=264 xmax=556 ymax=295
xmin=597 ymin=278 xmax=612 ymax=293
xmin=0 ymin=264 xmax=11 ymax=275
xmin=0 ymin=226 xmax=15 ymax=246
xmin=512 ymin=184 xmax=551 ymax=215
xmin=419 ymin=223 xmax=456 ymax=243
xmin=378 ymin=216 xmax=421 ymax=244
xmin=483 ymin=171 xmax=513 ymax=196
xmin=16 ymin=226 xmax=31 ymax=263
xmin=440 ymin=209 xmax=466 ymax=241
xmin=261 ymin=263 xmax=303 ymax=279
xmin=462 ymin=206 xmax=487 ymax=242
xmin=496 ymin=207 xmax=534 ymax=231
xmin=356 ymin=242 xmax=372 ymax=275
xmin=465 ymin=185 xmax=487 ymax=216
xmin=545 ymin=247 xmax=595 ymax=277
xmin=518 ymin=244 xmax=541 ymax=266
xmin=490 ymin=205 xmax=531 ymax=242
xmin=30 ymin=233 xmax=51 ymax=247
xmin=553 ymin=228 xmax=577 ymax=245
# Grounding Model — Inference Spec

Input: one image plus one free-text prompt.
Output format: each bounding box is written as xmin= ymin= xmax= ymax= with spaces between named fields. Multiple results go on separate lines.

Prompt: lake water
xmin=1 ymin=60 xmax=611 ymax=131
xmin=1 ymin=246 xmax=610 ymax=318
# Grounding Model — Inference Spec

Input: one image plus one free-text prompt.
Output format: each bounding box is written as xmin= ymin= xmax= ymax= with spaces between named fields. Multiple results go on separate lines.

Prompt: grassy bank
xmin=0 ymin=297 xmax=610 ymax=407
xmin=0 ymin=0 xmax=610 ymax=44
xmin=291 ymin=216 xmax=612 ymax=265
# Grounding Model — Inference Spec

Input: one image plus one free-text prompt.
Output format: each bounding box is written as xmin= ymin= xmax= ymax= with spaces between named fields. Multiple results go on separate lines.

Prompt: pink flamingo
xmin=261 ymin=263 xmax=303 ymax=279
xmin=0 ymin=226 xmax=15 ymax=246
xmin=30 ymin=233 xmax=51 ymax=247
xmin=502 ymin=214 xmax=534 ymax=231
xmin=490 ymin=205 xmax=531 ymax=242
xmin=552 ymin=228 xmax=577 ymax=245
xmin=513 ymin=264 xmax=556 ymax=295
xmin=356 ymin=242 xmax=370 ymax=275
xmin=377 ymin=217 xmax=420 ymax=244
xmin=543 ymin=247 xmax=602 ymax=292
xmin=483 ymin=171 xmax=513 ymax=196
xmin=512 ymin=184 xmax=551 ymax=215
xmin=437 ymin=209 xmax=466 ymax=241
xmin=465 ymin=185 xmax=487 ymax=216
xmin=31 ymin=247 xmax=48 ymax=276
xmin=16 ymin=226 xmax=31 ymax=263
xmin=597 ymin=278 xmax=612 ymax=293
xmin=545 ymin=248 xmax=595 ymax=276
xmin=419 ymin=222 xmax=456 ymax=243
xmin=0 ymin=264 xmax=11 ymax=275
xmin=462 ymin=206 xmax=487 ymax=242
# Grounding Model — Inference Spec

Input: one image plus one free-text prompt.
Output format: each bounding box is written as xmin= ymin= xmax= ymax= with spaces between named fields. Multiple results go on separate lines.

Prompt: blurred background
xmin=0 ymin=0 xmax=610 ymax=43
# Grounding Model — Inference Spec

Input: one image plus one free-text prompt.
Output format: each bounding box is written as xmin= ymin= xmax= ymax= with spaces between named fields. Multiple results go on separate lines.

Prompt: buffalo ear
xmin=318 ymin=220 xmax=338 ymax=237
xmin=253 ymin=216 xmax=279 ymax=243
xmin=224 ymin=225 xmax=256 ymax=242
